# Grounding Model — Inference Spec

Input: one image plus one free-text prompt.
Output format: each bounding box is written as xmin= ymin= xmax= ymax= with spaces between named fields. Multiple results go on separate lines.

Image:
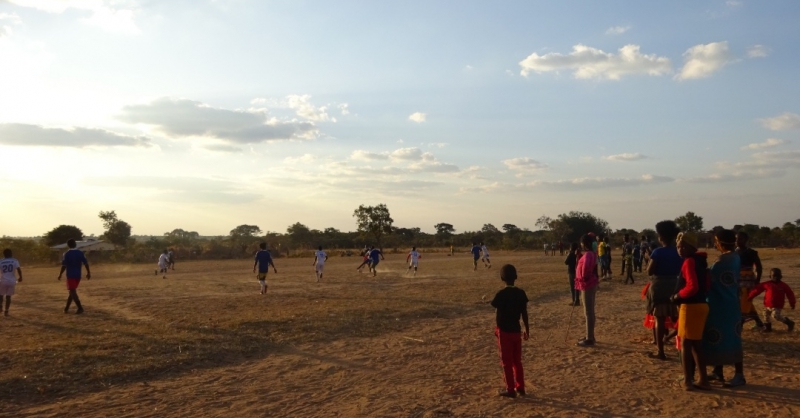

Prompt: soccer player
xmin=253 ymin=242 xmax=277 ymax=294
xmin=406 ymin=246 xmax=421 ymax=276
xmin=470 ymin=243 xmax=482 ymax=271
xmin=57 ymin=239 xmax=90 ymax=314
xmin=368 ymin=246 xmax=384 ymax=277
xmin=157 ymin=249 xmax=169 ymax=279
xmin=167 ymin=248 xmax=176 ymax=270
xmin=313 ymin=245 xmax=328 ymax=282
xmin=481 ymin=242 xmax=492 ymax=269
xmin=0 ymin=249 xmax=23 ymax=317
xmin=356 ymin=245 xmax=371 ymax=272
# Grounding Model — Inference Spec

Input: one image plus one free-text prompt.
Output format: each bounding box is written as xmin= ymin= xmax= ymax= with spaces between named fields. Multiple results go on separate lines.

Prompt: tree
xmin=675 ymin=211 xmax=704 ymax=234
xmin=434 ymin=223 xmax=455 ymax=244
xmin=549 ymin=218 xmax=572 ymax=243
xmin=353 ymin=204 xmax=394 ymax=247
xmin=98 ymin=210 xmax=132 ymax=246
xmin=481 ymin=224 xmax=500 ymax=234
xmin=286 ymin=222 xmax=312 ymax=248
xmin=502 ymin=224 xmax=520 ymax=233
xmin=230 ymin=224 xmax=261 ymax=253
xmin=535 ymin=216 xmax=552 ymax=231
xmin=555 ymin=211 xmax=609 ymax=243
xmin=43 ymin=225 xmax=84 ymax=246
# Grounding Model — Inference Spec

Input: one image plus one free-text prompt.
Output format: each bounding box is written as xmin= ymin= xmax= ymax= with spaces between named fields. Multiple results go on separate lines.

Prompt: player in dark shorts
xmin=470 ymin=243 xmax=481 ymax=271
xmin=58 ymin=239 xmax=91 ymax=314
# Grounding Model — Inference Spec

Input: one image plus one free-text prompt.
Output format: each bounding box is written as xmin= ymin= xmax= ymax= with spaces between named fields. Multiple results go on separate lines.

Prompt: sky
xmin=1 ymin=0 xmax=799 ymax=237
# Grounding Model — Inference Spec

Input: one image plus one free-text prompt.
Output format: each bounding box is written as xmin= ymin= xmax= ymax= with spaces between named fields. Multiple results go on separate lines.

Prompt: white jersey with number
xmin=1 ymin=258 xmax=20 ymax=284
xmin=481 ymin=246 xmax=490 ymax=258
xmin=408 ymin=251 xmax=420 ymax=266
xmin=315 ymin=251 xmax=327 ymax=265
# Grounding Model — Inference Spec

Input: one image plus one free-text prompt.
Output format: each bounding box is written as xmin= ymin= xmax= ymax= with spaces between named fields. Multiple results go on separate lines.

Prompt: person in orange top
xmin=748 ymin=268 xmax=795 ymax=332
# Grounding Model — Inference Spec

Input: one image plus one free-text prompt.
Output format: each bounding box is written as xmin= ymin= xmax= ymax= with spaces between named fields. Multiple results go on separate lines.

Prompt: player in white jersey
xmin=156 ymin=249 xmax=169 ymax=279
xmin=1 ymin=249 xmax=23 ymax=316
xmin=406 ymin=246 xmax=421 ymax=276
xmin=313 ymin=245 xmax=328 ymax=282
xmin=480 ymin=242 xmax=491 ymax=269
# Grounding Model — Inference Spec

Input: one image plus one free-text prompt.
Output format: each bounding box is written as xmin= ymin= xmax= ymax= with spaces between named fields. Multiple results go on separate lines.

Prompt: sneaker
xmin=725 ymin=374 xmax=746 ymax=387
xmin=76 ymin=308 xmax=84 ymax=315
xmin=577 ymin=339 xmax=595 ymax=347
xmin=497 ymin=389 xmax=516 ymax=398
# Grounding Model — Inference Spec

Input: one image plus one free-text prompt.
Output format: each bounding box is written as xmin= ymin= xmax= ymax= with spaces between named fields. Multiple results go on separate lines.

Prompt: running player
xmin=356 ymin=245 xmax=370 ymax=273
xmin=0 ymin=249 xmax=22 ymax=317
xmin=157 ymin=249 xmax=169 ymax=279
xmin=481 ymin=242 xmax=492 ymax=269
xmin=253 ymin=242 xmax=277 ymax=294
xmin=313 ymin=245 xmax=328 ymax=282
xmin=471 ymin=243 xmax=482 ymax=271
xmin=406 ymin=246 xmax=421 ymax=276
xmin=368 ymin=246 xmax=384 ymax=277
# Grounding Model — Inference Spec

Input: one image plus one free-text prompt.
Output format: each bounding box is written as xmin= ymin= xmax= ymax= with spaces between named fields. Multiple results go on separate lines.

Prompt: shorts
xmin=677 ymin=303 xmax=709 ymax=340
xmin=473 ymin=256 xmax=480 ymax=262
xmin=370 ymin=259 xmax=380 ymax=268
xmin=482 ymin=255 xmax=490 ymax=261
xmin=158 ymin=263 xmax=168 ymax=270
xmin=0 ymin=281 xmax=16 ymax=296
xmin=409 ymin=261 xmax=418 ymax=268
xmin=257 ymin=272 xmax=268 ymax=281
xmin=315 ymin=263 xmax=325 ymax=273
xmin=67 ymin=278 xmax=81 ymax=290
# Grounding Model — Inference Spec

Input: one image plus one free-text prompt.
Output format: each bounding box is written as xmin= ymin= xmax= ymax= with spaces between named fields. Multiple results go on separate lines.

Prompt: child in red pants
xmin=490 ymin=264 xmax=530 ymax=398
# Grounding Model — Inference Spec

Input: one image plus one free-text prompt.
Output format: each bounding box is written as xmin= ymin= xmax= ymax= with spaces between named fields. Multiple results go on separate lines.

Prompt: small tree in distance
xmin=43 ymin=225 xmax=84 ymax=246
xmin=675 ymin=211 xmax=704 ymax=234
xmin=99 ymin=210 xmax=132 ymax=247
xmin=353 ymin=204 xmax=393 ymax=248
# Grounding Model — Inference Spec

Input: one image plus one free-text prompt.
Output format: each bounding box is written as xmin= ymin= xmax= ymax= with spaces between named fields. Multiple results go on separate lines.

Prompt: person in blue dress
xmin=704 ymin=229 xmax=746 ymax=387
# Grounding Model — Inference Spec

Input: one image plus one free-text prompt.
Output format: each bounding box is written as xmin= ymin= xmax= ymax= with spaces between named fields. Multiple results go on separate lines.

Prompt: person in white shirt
xmin=406 ymin=246 xmax=421 ymax=276
xmin=0 ymin=249 xmax=23 ymax=316
xmin=480 ymin=242 xmax=492 ymax=269
xmin=156 ymin=249 xmax=169 ymax=279
xmin=313 ymin=245 xmax=328 ymax=282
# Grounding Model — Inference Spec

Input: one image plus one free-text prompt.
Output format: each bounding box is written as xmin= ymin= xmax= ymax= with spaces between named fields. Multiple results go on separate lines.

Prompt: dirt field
xmin=2 ymin=249 xmax=799 ymax=417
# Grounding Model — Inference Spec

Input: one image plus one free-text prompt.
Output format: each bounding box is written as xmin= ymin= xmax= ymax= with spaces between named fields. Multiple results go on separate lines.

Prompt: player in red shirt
xmin=748 ymin=268 xmax=795 ymax=332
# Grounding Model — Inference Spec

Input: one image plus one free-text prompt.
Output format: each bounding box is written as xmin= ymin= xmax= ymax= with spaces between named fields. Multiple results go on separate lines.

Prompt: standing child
xmin=671 ymin=232 xmax=711 ymax=391
xmin=313 ymin=245 xmax=328 ymax=282
xmin=253 ymin=242 xmax=277 ymax=294
xmin=645 ymin=221 xmax=682 ymax=360
xmin=633 ymin=239 xmax=642 ymax=273
xmin=490 ymin=264 xmax=529 ymax=398
xmin=564 ymin=243 xmax=580 ymax=306
xmin=406 ymin=246 xmax=421 ymax=276
xmin=624 ymin=245 xmax=635 ymax=285
xmin=58 ymin=239 xmax=91 ymax=314
xmin=0 ymin=249 xmax=23 ymax=317
xmin=748 ymin=268 xmax=795 ymax=332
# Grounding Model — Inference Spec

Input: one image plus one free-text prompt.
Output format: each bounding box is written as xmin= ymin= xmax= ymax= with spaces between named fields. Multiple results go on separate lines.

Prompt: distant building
xmin=50 ymin=239 xmax=116 ymax=252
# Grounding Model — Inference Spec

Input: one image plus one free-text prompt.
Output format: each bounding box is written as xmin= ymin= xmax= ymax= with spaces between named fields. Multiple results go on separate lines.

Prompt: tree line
xmin=2 ymin=206 xmax=799 ymax=266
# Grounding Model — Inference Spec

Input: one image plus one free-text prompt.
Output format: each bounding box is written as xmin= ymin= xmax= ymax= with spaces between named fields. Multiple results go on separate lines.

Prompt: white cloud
xmin=0 ymin=123 xmax=151 ymax=147
xmin=503 ymin=157 xmax=549 ymax=172
xmin=460 ymin=174 xmax=674 ymax=193
xmin=351 ymin=150 xmax=389 ymax=161
xmin=118 ymin=97 xmax=318 ymax=143
xmin=427 ymin=142 xmax=448 ymax=148
xmin=747 ymin=44 xmax=770 ymax=58
xmin=681 ymin=169 xmax=785 ymax=183
xmin=284 ymin=154 xmax=319 ymax=164
xmin=408 ymin=112 xmax=426 ymax=123
xmin=464 ymin=64 xmax=473 ymax=71
xmin=759 ymin=112 xmax=800 ymax=131
xmin=8 ymin=0 xmax=140 ymax=34
xmin=203 ymin=144 xmax=242 ymax=153
xmin=338 ymin=103 xmax=350 ymax=115
xmin=740 ymin=138 xmax=787 ymax=150
xmin=726 ymin=0 xmax=743 ymax=6
xmin=286 ymin=94 xmax=333 ymax=122
xmin=605 ymin=152 xmax=648 ymax=162
xmin=519 ymin=44 xmax=671 ymax=80
xmin=390 ymin=147 xmax=423 ymax=161
xmin=0 ymin=13 xmax=22 ymax=38
xmin=728 ymin=150 xmax=800 ymax=169
xmin=605 ymin=26 xmax=630 ymax=35
xmin=675 ymin=41 xmax=732 ymax=80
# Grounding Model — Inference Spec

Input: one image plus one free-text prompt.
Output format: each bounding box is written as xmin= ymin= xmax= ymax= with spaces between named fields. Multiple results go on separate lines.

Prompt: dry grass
xmin=3 ymin=249 xmax=800 ymax=417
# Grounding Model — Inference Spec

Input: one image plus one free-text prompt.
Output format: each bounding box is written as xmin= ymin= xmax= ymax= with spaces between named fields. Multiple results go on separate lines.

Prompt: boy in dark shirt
xmin=490 ymin=264 xmax=529 ymax=398
xmin=57 ymin=239 xmax=90 ymax=314
xmin=564 ymin=243 xmax=580 ymax=306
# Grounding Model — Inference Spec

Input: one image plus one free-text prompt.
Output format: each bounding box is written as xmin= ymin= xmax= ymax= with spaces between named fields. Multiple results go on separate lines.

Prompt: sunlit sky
xmin=1 ymin=0 xmax=799 ymax=237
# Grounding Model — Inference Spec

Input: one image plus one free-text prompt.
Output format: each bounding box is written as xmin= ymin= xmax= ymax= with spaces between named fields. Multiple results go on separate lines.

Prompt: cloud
xmin=203 ymin=144 xmax=243 ymax=153
xmin=427 ymin=142 xmax=448 ymax=148
xmin=675 ymin=42 xmax=732 ymax=80
xmin=338 ymin=103 xmax=350 ymax=115
xmin=681 ymin=169 xmax=785 ymax=184
xmin=390 ymin=147 xmax=423 ymax=161
xmin=118 ymin=98 xmax=318 ymax=143
xmin=284 ymin=154 xmax=319 ymax=164
xmin=460 ymin=174 xmax=674 ymax=193
xmin=408 ymin=112 xmax=426 ymax=123
xmin=740 ymin=138 xmax=788 ymax=150
xmin=286 ymin=94 xmax=333 ymax=122
xmin=605 ymin=26 xmax=630 ymax=35
xmin=728 ymin=150 xmax=800 ymax=169
xmin=759 ymin=112 xmax=800 ymax=131
xmin=0 ymin=123 xmax=151 ymax=147
xmin=351 ymin=150 xmax=389 ymax=161
xmin=503 ymin=157 xmax=549 ymax=172
xmin=519 ymin=44 xmax=671 ymax=80
xmin=747 ymin=44 xmax=769 ymax=58
xmin=82 ymin=175 xmax=260 ymax=204
xmin=0 ymin=12 xmax=22 ymax=37
xmin=605 ymin=152 xmax=648 ymax=162
xmin=726 ymin=0 xmax=743 ymax=6
xmin=8 ymin=0 xmax=140 ymax=34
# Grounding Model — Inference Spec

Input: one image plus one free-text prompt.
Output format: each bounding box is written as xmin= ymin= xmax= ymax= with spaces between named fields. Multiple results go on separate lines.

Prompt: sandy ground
xmin=2 ymin=249 xmax=799 ymax=417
